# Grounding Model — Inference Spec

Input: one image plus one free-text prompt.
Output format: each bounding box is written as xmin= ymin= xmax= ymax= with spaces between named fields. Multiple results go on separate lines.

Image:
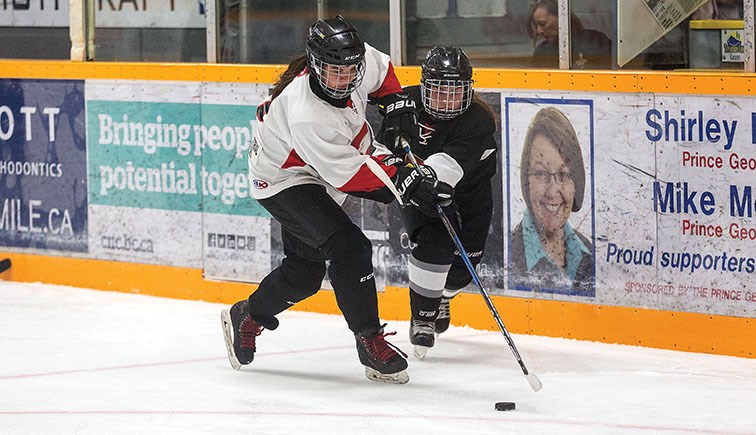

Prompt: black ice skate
xmin=221 ymin=300 xmax=265 ymax=370
xmin=355 ymin=325 xmax=409 ymax=384
xmin=409 ymin=319 xmax=435 ymax=360
xmin=435 ymin=297 xmax=451 ymax=335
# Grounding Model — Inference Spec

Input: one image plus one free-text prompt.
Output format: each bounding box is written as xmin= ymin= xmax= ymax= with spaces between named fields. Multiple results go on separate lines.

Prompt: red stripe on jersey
xmin=256 ymin=101 xmax=270 ymax=122
xmin=368 ymin=62 xmax=403 ymax=99
xmin=338 ymin=157 xmax=398 ymax=193
xmin=281 ymin=149 xmax=307 ymax=168
xmin=351 ymin=123 xmax=368 ymax=149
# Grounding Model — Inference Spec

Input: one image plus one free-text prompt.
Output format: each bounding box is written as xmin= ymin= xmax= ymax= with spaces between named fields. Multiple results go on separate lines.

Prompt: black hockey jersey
xmin=400 ymin=85 xmax=498 ymax=208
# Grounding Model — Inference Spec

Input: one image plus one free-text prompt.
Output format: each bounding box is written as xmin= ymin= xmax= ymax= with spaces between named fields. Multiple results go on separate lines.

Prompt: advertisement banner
xmin=0 ymin=0 xmax=205 ymax=28
xmin=86 ymin=80 xmax=271 ymax=278
xmin=502 ymin=91 xmax=756 ymax=317
xmin=0 ymin=79 xmax=88 ymax=252
xmin=623 ymin=94 xmax=756 ymax=317
xmin=6 ymin=76 xmax=755 ymax=318
xmin=199 ymin=82 xmax=272 ymax=283
xmin=504 ymin=97 xmax=596 ymax=297
xmin=0 ymin=0 xmax=68 ymax=27
xmin=97 ymin=0 xmax=206 ymax=28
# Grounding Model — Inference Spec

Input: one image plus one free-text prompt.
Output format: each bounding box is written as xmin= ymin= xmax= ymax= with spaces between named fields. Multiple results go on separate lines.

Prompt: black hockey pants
xmin=248 ymin=184 xmax=380 ymax=334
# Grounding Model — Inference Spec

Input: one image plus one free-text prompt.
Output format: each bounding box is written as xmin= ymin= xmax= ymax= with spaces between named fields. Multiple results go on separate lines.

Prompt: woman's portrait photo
xmin=506 ymin=102 xmax=595 ymax=296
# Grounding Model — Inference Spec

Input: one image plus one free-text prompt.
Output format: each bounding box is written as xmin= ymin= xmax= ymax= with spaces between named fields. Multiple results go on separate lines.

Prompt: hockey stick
xmin=399 ymin=137 xmax=543 ymax=392
xmin=0 ymin=258 xmax=11 ymax=274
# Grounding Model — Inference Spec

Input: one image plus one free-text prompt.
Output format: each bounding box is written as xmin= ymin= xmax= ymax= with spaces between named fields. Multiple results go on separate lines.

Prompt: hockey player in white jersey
xmin=221 ymin=16 xmax=452 ymax=384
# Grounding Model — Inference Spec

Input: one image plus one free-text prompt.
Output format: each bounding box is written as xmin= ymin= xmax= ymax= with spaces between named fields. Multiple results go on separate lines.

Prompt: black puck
xmin=495 ymin=401 xmax=516 ymax=411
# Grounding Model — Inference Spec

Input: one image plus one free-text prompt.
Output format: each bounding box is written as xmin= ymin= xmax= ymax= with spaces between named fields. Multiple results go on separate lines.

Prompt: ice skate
xmin=435 ymin=297 xmax=451 ymax=335
xmin=221 ymin=300 xmax=264 ymax=370
xmin=355 ymin=325 xmax=409 ymax=384
xmin=409 ymin=319 xmax=435 ymax=360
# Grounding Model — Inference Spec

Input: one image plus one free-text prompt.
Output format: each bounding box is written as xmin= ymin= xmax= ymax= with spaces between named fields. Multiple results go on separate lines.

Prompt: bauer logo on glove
xmin=396 ymin=168 xmax=422 ymax=196
xmin=378 ymin=93 xmax=421 ymax=156
xmin=392 ymin=165 xmax=454 ymax=216
xmin=385 ymin=98 xmax=416 ymax=113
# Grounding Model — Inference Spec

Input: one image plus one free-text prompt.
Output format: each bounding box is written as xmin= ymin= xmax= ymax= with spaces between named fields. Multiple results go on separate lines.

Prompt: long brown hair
xmin=472 ymin=93 xmax=499 ymax=123
xmin=270 ymin=54 xmax=308 ymax=101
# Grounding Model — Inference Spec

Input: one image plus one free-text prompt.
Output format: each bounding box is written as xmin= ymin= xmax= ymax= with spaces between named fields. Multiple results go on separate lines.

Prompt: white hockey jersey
xmin=248 ymin=43 xmax=401 ymax=203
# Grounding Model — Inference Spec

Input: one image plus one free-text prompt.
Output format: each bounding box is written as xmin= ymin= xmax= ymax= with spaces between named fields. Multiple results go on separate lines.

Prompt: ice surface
xmin=1 ymin=281 xmax=755 ymax=435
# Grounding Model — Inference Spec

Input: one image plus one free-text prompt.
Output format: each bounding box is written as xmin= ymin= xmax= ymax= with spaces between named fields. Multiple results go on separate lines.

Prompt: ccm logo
xmin=386 ymin=99 xmax=416 ymax=112
xmin=253 ymin=179 xmax=269 ymax=189
xmin=344 ymin=54 xmax=361 ymax=61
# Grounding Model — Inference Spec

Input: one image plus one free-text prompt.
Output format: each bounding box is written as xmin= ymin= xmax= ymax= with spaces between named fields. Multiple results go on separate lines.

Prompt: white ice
xmin=1 ymin=281 xmax=755 ymax=435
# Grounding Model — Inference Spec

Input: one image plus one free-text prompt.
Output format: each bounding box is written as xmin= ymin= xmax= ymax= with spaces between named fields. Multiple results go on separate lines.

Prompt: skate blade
xmin=364 ymin=367 xmax=409 ymax=384
xmin=413 ymin=345 xmax=429 ymax=360
xmin=220 ymin=310 xmax=242 ymax=371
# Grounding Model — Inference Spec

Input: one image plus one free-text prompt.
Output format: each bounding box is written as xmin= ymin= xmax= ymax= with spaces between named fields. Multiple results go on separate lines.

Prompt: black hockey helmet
xmin=421 ymin=46 xmax=474 ymax=120
xmin=422 ymin=46 xmax=473 ymax=81
xmin=306 ymin=15 xmax=366 ymax=99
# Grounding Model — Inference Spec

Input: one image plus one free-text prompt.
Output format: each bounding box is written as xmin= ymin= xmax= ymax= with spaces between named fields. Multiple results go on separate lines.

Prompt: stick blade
xmin=0 ymin=258 xmax=10 ymax=274
xmin=526 ymin=372 xmax=542 ymax=392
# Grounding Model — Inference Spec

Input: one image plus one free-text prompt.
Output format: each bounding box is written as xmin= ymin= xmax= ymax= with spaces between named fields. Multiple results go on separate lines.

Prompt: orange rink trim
xmin=1 ymin=59 xmax=755 ymax=96
xmin=1 ymin=252 xmax=753 ymax=359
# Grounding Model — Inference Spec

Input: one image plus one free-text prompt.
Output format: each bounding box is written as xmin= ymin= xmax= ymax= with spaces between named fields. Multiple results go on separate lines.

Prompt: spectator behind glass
xmin=509 ymin=107 xmax=594 ymax=295
xmin=527 ymin=0 xmax=612 ymax=69
xmin=691 ymin=0 xmax=744 ymax=19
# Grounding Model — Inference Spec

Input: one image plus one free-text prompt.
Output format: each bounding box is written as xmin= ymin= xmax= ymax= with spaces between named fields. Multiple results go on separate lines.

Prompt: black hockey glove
xmin=380 ymin=94 xmax=420 ymax=156
xmin=393 ymin=165 xmax=454 ymax=217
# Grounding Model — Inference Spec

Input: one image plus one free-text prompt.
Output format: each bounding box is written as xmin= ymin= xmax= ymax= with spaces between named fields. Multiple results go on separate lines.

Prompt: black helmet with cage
xmin=306 ymin=15 xmax=366 ymax=99
xmin=421 ymin=46 xmax=474 ymax=120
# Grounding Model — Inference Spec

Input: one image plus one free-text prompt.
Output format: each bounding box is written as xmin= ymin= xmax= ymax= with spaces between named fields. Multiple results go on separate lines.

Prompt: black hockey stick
xmin=0 ymin=258 xmax=10 ymax=274
xmin=399 ymin=137 xmax=543 ymax=392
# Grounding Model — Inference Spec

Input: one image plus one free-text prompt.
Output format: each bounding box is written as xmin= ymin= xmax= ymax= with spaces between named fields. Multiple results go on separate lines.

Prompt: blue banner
xmin=0 ymin=79 xmax=88 ymax=252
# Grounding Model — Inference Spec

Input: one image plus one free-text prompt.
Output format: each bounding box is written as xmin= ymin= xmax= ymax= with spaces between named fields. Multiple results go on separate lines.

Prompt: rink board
xmin=1 ymin=61 xmax=756 ymax=358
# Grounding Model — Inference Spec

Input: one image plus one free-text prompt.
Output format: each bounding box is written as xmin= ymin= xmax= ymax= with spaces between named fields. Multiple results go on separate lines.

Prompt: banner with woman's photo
xmin=504 ymin=97 xmax=596 ymax=297
xmin=502 ymin=91 xmax=756 ymax=318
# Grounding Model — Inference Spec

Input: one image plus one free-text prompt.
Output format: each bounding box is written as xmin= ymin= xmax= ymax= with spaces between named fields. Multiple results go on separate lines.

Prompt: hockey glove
xmin=380 ymin=154 xmax=405 ymax=168
xmin=393 ymin=165 xmax=454 ymax=217
xmin=380 ymin=94 xmax=420 ymax=156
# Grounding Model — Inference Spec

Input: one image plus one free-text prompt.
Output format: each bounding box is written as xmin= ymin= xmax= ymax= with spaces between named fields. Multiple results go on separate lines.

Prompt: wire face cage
xmin=308 ymin=54 xmax=366 ymax=99
xmin=421 ymin=78 xmax=473 ymax=120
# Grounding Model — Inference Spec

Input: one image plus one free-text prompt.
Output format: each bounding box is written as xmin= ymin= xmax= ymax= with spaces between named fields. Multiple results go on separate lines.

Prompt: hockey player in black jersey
xmin=379 ymin=46 xmax=498 ymax=359
xmin=220 ymin=16 xmax=452 ymax=384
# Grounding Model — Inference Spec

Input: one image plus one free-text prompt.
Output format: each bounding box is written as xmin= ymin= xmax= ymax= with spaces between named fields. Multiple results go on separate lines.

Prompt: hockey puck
xmin=495 ymin=401 xmax=516 ymax=411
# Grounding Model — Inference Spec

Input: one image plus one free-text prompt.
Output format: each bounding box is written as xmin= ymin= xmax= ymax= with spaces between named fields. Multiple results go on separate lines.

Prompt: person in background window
xmin=692 ymin=0 xmax=743 ymax=19
xmin=218 ymin=0 xmax=240 ymax=62
xmin=527 ymin=0 xmax=612 ymax=69
xmin=378 ymin=46 xmax=498 ymax=359
xmin=221 ymin=15 xmax=452 ymax=384
xmin=510 ymin=107 xmax=593 ymax=294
